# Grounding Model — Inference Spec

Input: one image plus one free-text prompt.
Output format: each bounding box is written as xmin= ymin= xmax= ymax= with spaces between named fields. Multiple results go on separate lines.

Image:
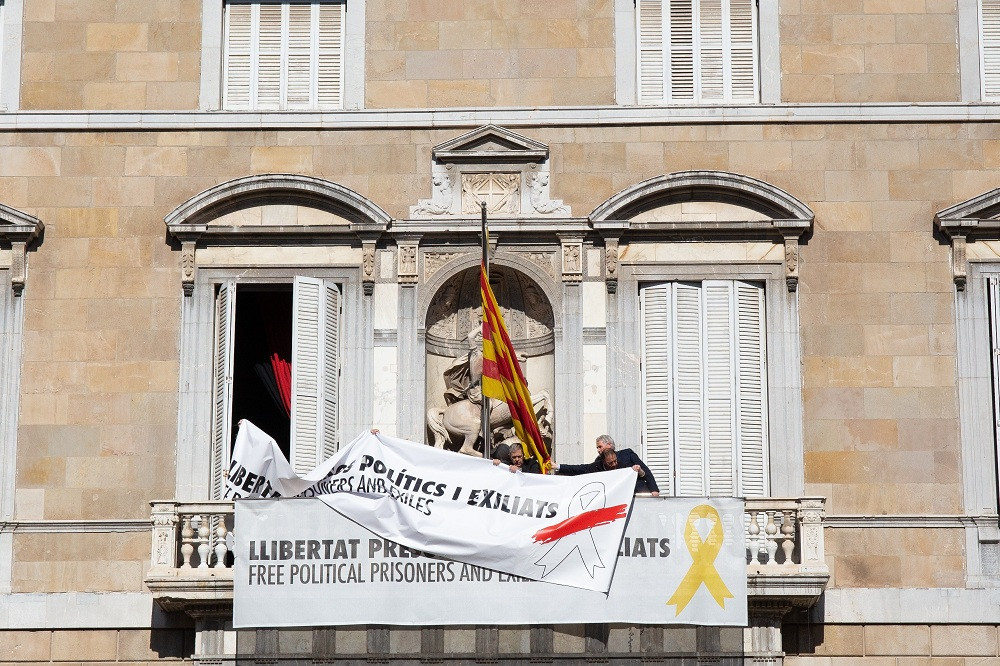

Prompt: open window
xmin=211 ymin=277 xmax=341 ymax=497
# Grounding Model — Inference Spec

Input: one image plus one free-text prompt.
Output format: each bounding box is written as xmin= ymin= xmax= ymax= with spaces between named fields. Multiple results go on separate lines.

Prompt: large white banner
xmin=233 ymin=497 xmax=748 ymax=627
xmin=225 ymin=421 xmax=637 ymax=593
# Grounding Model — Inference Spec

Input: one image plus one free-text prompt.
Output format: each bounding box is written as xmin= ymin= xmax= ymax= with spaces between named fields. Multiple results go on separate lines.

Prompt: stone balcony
xmin=145 ymin=496 xmax=829 ymax=619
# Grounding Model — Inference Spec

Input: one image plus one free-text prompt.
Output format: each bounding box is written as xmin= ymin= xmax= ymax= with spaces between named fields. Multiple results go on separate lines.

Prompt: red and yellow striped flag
xmin=480 ymin=264 xmax=552 ymax=473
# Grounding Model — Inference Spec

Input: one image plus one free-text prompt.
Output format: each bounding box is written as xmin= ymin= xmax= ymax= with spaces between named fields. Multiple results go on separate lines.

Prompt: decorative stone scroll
xmin=362 ymin=243 xmax=376 ymax=295
xmin=605 ymin=239 xmax=619 ymax=294
xmin=0 ymin=203 xmax=44 ymax=296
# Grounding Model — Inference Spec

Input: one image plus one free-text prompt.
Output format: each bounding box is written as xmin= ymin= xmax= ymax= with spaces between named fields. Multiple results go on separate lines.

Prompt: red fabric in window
xmin=271 ymin=352 xmax=292 ymax=416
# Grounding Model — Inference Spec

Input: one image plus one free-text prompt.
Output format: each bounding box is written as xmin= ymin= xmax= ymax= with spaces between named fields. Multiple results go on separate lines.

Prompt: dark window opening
xmin=232 ymin=286 xmax=293 ymax=460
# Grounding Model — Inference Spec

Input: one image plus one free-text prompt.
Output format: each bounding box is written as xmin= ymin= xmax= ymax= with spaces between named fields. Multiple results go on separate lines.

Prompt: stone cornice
xmin=4 ymin=103 xmax=1000 ymax=130
xmin=0 ymin=519 xmax=150 ymax=533
xmin=0 ymin=203 xmax=43 ymax=296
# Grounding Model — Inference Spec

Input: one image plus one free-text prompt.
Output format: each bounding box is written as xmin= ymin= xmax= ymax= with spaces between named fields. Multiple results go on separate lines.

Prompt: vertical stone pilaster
xmin=398 ymin=280 xmax=422 ymax=440
xmin=556 ymin=280 xmax=582 ymax=459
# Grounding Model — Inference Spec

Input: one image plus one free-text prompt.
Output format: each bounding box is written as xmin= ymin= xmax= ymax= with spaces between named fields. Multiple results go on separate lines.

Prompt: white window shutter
xmin=703 ymin=281 xmax=736 ymax=496
xmin=224 ymin=3 xmax=253 ymax=110
xmin=698 ymin=0 xmax=724 ymax=102
xmin=728 ymin=0 xmax=757 ymax=101
xmin=255 ymin=2 xmax=283 ymax=109
xmin=210 ymin=281 xmax=237 ymax=499
xmin=317 ymin=2 xmax=345 ymax=108
xmin=642 ymin=0 xmax=757 ymax=104
xmin=673 ymin=282 xmax=706 ymax=496
xmin=285 ymin=3 xmax=313 ymax=108
xmin=291 ymin=277 xmax=341 ymax=474
xmin=321 ymin=280 xmax=341 ymax=460
xmin=989 ymin=277 xmax=1000 ymax=470
xmin=983 ymin=0 xmax=1000 ymax=98
xmin=668 ymin=0 xmax=695 ymax=102
xmin=736 ymin=281 xmax=768 ymax=497
xmin=637 ymin=0 xmax=666 ymax=104
xmin=641 ymin=284 xmax=674 ymax=496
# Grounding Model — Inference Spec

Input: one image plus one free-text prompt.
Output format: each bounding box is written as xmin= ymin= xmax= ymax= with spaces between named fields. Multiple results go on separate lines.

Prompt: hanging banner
xmin=233 ymin=497 xmax=747 ymax=627
xmin=225 ymin=422 xmax=637 ymax=593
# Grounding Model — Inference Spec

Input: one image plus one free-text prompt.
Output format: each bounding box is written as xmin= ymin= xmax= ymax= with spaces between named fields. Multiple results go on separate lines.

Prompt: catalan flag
xmin=480 ymin=264 xmax=552 ymax=473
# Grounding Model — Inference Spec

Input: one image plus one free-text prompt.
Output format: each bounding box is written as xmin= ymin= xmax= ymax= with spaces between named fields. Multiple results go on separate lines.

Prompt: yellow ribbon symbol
xmin=667 ymin=504 xmax=734 ymax=615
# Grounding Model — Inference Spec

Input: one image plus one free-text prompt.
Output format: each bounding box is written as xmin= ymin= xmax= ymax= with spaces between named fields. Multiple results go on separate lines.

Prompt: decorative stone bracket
xmin=0 ymin=204 xmax=44 ymax=297
xmin=558 ymin=236 xmax=583 ymax=283
xmin=397 ymin=240 xmax=419 ymax=285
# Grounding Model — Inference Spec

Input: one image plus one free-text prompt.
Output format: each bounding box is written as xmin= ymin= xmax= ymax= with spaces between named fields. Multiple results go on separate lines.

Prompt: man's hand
xmin=508 ymin=465 xmax=518 ymax=473
xmin=492 ymin=459 xmax=502 ymax=466
xmin=632 ymin=464 xmax=643 ymax=476
xmin=370 ymin=428 xmax=379 ymax=434
xmin=651 ymin=491 xmax=660 ymax=497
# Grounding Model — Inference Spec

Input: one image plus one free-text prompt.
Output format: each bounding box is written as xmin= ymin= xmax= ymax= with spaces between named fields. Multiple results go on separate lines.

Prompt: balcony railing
xmin=145 ymin=496 xmax=828 ymax=614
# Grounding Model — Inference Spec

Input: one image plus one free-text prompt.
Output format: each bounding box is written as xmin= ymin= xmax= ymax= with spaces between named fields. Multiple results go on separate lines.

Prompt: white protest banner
xmin=225 ymin=422 xmax=637 ymax=593
xmin=233 ymin=497 xmax=748 ymax=627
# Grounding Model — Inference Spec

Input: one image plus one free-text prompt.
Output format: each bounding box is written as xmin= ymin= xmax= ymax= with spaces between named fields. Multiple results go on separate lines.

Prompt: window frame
xmin=200 ymin=0 xmax=365 ymax=111
xmin=615 ymin=261 xmax=802 ymax=497
xmin=0 ymin=0 xmax=24 ymax=111
xmin=179 ymin=267 xmax=364 ymax=501
xmin=615 ymin=0 xmax=779 ymax=105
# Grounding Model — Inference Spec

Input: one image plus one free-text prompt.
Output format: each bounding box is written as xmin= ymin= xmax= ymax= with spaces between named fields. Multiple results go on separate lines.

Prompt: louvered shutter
xmin=210 ymin=281 xmax=237 ymax=499
xmin=256 ymin=2 xmax=283 ymax=109
xmin=290 ymin=277 xmax=341 ymax=474
xmin=673 ymin=282 xmax=706 ymax=495
xmin=703 ymin=281 xmax=736 ymax=495
xmin=286 ymin=3 xmax=313 ymax=108
xmin=637 ymin=0 xmax=666 ymax=104
xmin=224 ymin=3 xmax=253 ymax=109
xmin=983 ymin=1 xmax=1000 ymax=98
xmin=639 ymin=0 xmax=757 ymax=103
xmin=668 ymin=0 xmax=695 ymax=102
xmin=736 ymin=281 xmax=768 ymax=497
xmin=641 ymin=285 xmax=674 ymax=495
xmin=728 ymin=0 xmax=757 ymax=101
xmin=641 ymin=281 xmax=768 ymax=497
xmin=317 ymin=2 xmax=345 ymax=108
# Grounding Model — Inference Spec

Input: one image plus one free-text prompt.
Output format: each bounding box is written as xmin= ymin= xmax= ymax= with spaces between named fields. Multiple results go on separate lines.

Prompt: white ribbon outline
xmin=534 ymin=481 xmax=608 ymax=579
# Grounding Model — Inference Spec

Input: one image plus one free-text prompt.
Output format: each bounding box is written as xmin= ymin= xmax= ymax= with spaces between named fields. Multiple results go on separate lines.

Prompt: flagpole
xmin=480 ymin=202 xmax=490 ymax=456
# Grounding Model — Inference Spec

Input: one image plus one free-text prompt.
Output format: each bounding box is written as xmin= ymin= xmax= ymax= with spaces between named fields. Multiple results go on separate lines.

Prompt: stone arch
xmin=590 ymin=170 xmax=814 ymax=223
xmin=418 ymin=251 xmax=562 ymax=333
xmin=165 ymin=173 xmax=391 ymax=228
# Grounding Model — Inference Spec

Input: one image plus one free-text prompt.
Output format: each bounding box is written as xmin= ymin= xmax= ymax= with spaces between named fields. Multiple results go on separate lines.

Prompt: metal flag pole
xmin=480 ymin=201 xmax=490 ymax=456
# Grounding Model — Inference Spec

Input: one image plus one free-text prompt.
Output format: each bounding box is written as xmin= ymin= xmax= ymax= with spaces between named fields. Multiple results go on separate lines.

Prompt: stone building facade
xmin=1 ymin=0 xmax=1000 ymax=663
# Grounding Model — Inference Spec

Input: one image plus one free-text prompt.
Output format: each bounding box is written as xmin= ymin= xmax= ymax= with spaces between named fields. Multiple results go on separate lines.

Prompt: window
xmin=640 ymin=280 xmax=768 ymax=497
xmin=223 ymin=0 xmax=344 ymax=110
xmin=211 ymin=276 xmax=341 ymax=496
xmin=636 ymin=0 xmax=758 ymax=104
xmin=982 ymin=0 xmax=1000 ymax=99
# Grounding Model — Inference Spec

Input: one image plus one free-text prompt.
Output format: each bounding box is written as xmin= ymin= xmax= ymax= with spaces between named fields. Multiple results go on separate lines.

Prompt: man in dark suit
xmin=552 ymin=435 xmax=660 ymax=495
xmin=492 ymin=442 xmax=541 ymax=474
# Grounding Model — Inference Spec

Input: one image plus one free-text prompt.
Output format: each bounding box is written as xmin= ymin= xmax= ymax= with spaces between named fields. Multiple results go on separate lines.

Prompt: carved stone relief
xmin=526 ymin=171 xmax=569 ymax=215
xmin=411 ymin=173 xmax=455 ymax=217
xmin=398 ymin=244 xmax=418 ymax=284
xmin=561 ymin=242 xmax=583 ymax=282
xmin=514 ymin=251 xmax=556 ymax=280
xmin=423 ymin=252 xmax=464 ymax=281
xmin=461 ymin=173 xmax=520 ymax=215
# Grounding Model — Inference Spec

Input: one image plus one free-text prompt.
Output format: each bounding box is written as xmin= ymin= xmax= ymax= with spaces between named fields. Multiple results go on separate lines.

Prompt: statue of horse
xmin=426 ymin=391 xmax=553 ymax=457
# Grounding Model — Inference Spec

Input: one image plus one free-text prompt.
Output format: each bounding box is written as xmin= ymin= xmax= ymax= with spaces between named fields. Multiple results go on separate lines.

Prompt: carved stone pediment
xmin=936 ymin=189 xmax=1000 ymax=290
xmin=410 ymin=125 xmax=571 ymax=220
xmin=431 ymin=124 xmax=549 ymax=163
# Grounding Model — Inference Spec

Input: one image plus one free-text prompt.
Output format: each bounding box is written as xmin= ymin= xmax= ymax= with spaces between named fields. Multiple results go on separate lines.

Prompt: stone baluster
xmin=764 ymin=512 xmax=779 ymax=564
xmin=214 ymin=517 xmax=229 ymax=569
xmin=180 ymin=515 xmax=195 ymax=569
xmin=780 ymin=510 xmax=796 ymax=565
xmin=196 ymin=515 xmax=211 ymax=568
xmin=746 ymin=510 xmax=761 ymax=565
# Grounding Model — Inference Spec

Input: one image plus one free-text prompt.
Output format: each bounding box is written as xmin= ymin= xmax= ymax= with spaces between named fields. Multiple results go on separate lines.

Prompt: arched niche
xmin=422 ymin=257 xmax=557 ymax=455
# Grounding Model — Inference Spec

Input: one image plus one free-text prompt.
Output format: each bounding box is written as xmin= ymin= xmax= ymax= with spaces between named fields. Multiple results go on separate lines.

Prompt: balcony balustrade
xmin=145 ymin=496 xmax=828 ymax=615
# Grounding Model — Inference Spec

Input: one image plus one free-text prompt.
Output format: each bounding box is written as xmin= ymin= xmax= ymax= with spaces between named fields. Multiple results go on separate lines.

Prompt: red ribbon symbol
xmin=533 ymin=482 xmax=627 ymax=579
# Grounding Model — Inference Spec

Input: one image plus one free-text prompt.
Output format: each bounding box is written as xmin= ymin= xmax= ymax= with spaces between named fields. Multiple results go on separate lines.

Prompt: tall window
xmin=640 ymin=281 xmax=768 ymax=497
xmin=211 ymin=277 xmax=341 ymax=497
xmin=982 ymin=0 xmax=1000 ymax=99
xmin=223 ymin=0 xmax=344 ymax=110
xmin=637 ymin=0 xmax=758 ymax=104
